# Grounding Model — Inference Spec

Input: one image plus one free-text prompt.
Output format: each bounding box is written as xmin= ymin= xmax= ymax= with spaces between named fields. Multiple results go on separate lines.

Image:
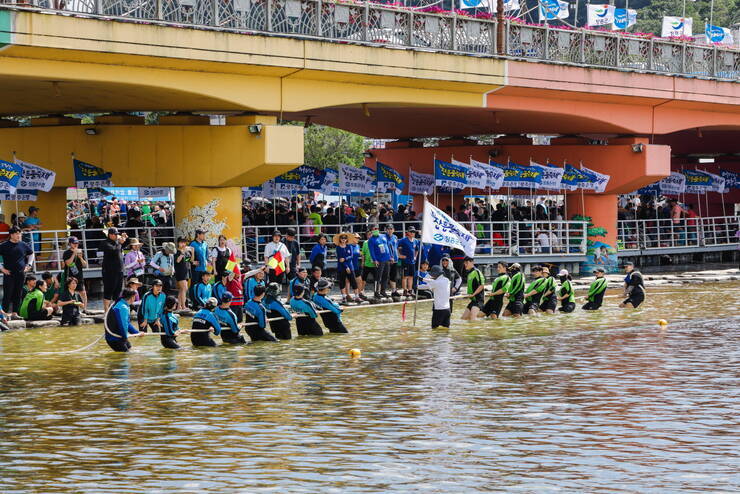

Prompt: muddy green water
xmin=1 ymin=283 xmax=739 ymax=493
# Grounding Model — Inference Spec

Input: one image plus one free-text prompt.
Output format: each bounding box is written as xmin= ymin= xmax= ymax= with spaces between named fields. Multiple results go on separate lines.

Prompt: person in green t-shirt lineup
xmin=538 ymin=267 xmax=558 ymax=314
xmin=461 ymin=257 xmax=485 ymax=321
xmin=557 ymin=269 xmax=576 ymax=313
xmin=523 ymin=266 xmax=547 ymax=315
xmin=481 ymin=261 xmax=510 ymax=319
xmin=582 ymin=267 xmax=608 ymax=310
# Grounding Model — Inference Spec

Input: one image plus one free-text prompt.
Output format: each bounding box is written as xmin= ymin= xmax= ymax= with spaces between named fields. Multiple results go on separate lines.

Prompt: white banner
xmin=321 ymin=169 xmax=339 ymax=195
xmin=409 ymin=170 xmax=435 ymax=195
xmin=473 ymin=159 xmax=504 ymax=190
xmin=0 ymin=191 xmax=38 ymax=201
xmin=658 ymin=172 xmax=686 ymax=195
xmin=138 ymin=187 xmax=171 ymax=199
xmin=661 ymin=16 xmax=692 ymax=37
xmin=581 ymin=165 xmax=610 ymax=193
xmin=703 ymin=170 xmax=727 ymax=193
xmin=242 ymin=187 xmax=263 ymax=199
xmin=339 ymin=164 xmax=371 ymax=193
xmin=587 ymin=4 xmax=614 ymax=26
xmin=464 ymin=162 xmax=488 ymax=189
xmin=14 ymin=159 xmax=56 ymax=192
xmin=539 ymin=0 xmax=569 ymax=21
xmin=422 ymin=200 xmax=477 ymax=257
xmin=490 ymin=0 xmax=521 ymax=11
xmin=273 ymin=181 xmax=297 ymax=197
xmin=531 ymin=162 xmax=565 ymax=190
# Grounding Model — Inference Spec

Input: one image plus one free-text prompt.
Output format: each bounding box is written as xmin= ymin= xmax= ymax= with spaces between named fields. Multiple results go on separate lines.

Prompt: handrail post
xmin=711 ymin=45 xmax=718 ymax=78
xmin=680 ymin=43 xmax=686 ymax=74
xmin=267 ymin=0 xmax=273 ymax=31
xmin=544 ymin=24 xmax=550 ymax=60
xmin=407 ymin=10 xmax=413 ymax=47
xmin=579 ymin=30 xmax=586 ymax=64
xmin=363 ymin=2 xmax=369 ymax=42
xmin=491 ymin=19 xmax=496 ymax=55
xmin=95 ymin=0 xmax=102 ymax=15
xmin=316 ymin=0 xmax=322 ymax=37
xmin=213 ymin=0 xmax=219 ymax=26
xmin=615 ymin=36 xmax=620 ymax=69
xmin=647 ymin=37 xmax=654 ymax=71
xmin=504 ymin=19 xmax=510 ymax=55
xmin=452 ymin=13 xmax=458 ymax=51
xmin=156 ymin=0 xmax=163 ymax=20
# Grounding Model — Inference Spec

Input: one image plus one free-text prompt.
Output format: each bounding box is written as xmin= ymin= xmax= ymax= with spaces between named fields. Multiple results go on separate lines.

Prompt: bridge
xmin=0 ymin=2 xmax=738 ymax=268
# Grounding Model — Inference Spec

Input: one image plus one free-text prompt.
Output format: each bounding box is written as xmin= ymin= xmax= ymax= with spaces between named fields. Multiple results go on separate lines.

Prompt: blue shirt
xmin=313 ymin=293 xmax=342 ymax=317
xmin=244 ymin=299 xmax=267 ymax=329
xmin=105 ymin=299 xmax=139 ymax=342
xmin=190 ymin=240 xmax=208 ymax=272
xmin=160 ymin=312 xmax=180 ymax=337
xmin=397 ymin=237 xmax=419 ymax=265
xmin=193 ymin=308 xmax=221 ymax=336
xmin=336 ymin=245 xmax=354 ymax=273
xmin=215 ymin=306 xmax=241 ymax=334
xmin=350 ymin=244 xmax=362 ymax=272
xmin=368 ymin=234 xmax=391 ymax=263
xmin=244 ymin=277 xmax=265 ymax=302
xmin=289 ymin=297 xmax=317 ymax=318
xmin=384 ymin=233 xmax=399 ymax=262
xmin=426 ymin=244 xmax=450 ymax=267
xmin=192 ymin=282 xmax=212 ymax=307
xmin=138 ymin=290 xmax=166 ymax=323
xmin=212 ymin=281 xmax=227 ymax=303
xmin=309 ymin=244 xmax=327 ymax=265
xmin=264 ymin=296 xmax=293 ymax=320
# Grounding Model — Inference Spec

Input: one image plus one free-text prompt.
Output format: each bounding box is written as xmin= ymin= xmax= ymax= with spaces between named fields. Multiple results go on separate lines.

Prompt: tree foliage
xmin=632 ymin=0 xmax=740 ymax=36
xmin=302 ymin=125 xmax=366 ymax=170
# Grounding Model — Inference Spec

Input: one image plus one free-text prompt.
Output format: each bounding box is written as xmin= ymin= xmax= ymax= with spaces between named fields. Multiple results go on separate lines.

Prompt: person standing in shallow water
xmin=582 ymin=268 xmax=608 ymax=310
xmin=105 ymin=288 xmax=145 ymax=352
xmin=619 ymin=262 xmax=645 ymax=309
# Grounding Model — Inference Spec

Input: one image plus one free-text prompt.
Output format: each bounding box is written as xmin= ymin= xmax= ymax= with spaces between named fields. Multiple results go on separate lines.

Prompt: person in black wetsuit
xmin=619 ymin=262 xmax=645 ymax=308
xmin=189 ymin=297 xmax=222 ymax=347
xmin=159 ymin=296 xmax=182 ymax=349
xmin=243 ymin=284 xmax=279 ymax=342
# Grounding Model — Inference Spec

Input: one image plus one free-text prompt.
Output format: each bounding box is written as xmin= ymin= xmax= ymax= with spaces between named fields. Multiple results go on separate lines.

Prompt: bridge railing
xmin=617 ymin=215 xmax=740 ymax=252
xmin=3 ymin=0 xmax=738 ymax=81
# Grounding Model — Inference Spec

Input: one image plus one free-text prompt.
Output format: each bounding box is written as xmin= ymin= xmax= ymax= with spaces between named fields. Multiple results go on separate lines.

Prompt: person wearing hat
xmin=243 ymin=285 xmax=279 ymax=342
xmin=350 ymin=233 xmax=363 ymax=296
xmin=418 ymin=265 xmax=452 ymax=329
xmin=397 ymin=226 xmax=420 ymax=300
xmin=523 ymin=266 xmax=547 ymax=315
xmin=62 ymin=236 xmax=89 ymax=310
xmin=282 ymin=228 xmax=301 ymax=278
xmin=210 ymin=235 xmax=232 ymax=277
xmin=243 ymin=266 xmax=266 ymax=304
xmin=503 ymin=263 xmax=525 ymax=318
xmin=264 ymin=282 xmax=293 ymax=339
xmin=137 ymin=279 xmax=166 ymax=333
xmin=583 ymin=268 xmax=608 ymax=310
xmin=264 ymin=230 xmax=291 ymax=284
xmin=104 ymin=288 xmax=145 ymax=352
xmin=440 ymin=255 xmax=462 ymax=312
xmin=150 ymin=242 xmax=176 ymax=292
xmin=191 ymin=271 xmax=213 ymax=310
xmin=538 ymin=267 xmax=558 ymax=314
xmin=189 ymin=229 xmax=208 ymax=280
xmin=482 ymin=262 xmax=510 ymax=319
xmin=100 ymin=227 xmax=129 ymax=311
xmin=461 ymin=257 xmax=486 ymax=320
xmin=123 ymin=238 xmax=146 ymax=279
xmin=334 ymin=233 xmax=359 ymax=304
xmin=125 ymin=276 xmax=143 ymax=309
xmin=384 ymin=224 xmax=401 ymax=298
xmin=188 ymin=297 xmax=222 ymax=347
xmin=215 ymin=292 xmax=247 ymax=344
xmin=556 ymin=269 xmax=576 ymax=313
xmin=289 ymin=284 xmax=323 ymax=336
xmin=313 ymin=278 xmax=349 ymax=333
xmin=309 ymin=234 xmax=328 ymax=272
xmin=619 ymin=262 xmax=645 ymax=309
xmin=158 ymin=296 xmax=183 ymax=349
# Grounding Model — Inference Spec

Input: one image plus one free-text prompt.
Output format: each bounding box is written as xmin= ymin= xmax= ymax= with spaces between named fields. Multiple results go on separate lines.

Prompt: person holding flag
xmin=264 ymin=230 xmax=290 ymax=284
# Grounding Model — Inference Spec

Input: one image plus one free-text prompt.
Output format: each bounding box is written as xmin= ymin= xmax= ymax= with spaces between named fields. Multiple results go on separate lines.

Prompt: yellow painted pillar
xmin=175 ymin=186 xmax=243 ymax=259
xmin=1 ymin=187 xmax=68 ymax=230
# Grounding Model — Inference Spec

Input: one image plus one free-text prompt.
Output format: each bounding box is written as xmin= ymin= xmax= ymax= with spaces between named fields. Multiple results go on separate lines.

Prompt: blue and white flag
xmin=138 ymin=187 xmax=171 ymax=199
xmin=297 ymin=165 xmax=326 ymax=191
xmin=658 ymin=172 xmax=686 ymax=195
xmin=720 ymin=169 xmax=740 ymax=190
xmin=242 ymin=186 xmax=263 ymax=199
xmin=0 ymin=160 xmax=23 ymax=193
xmin=15 ymin=158 xmax=56 ymax=192
xmin=339 ymin=164 xmax=372 ymax=194
xmin=73 ymin=159 xmax=113 ymax=189
xmin=662 ymin=16 xmax=692 ymax=37
xmin=459 ymin=159 xmax=487 ymax=189
xmin=321 ymin=169 xmax=339 ymax=195
xmin=539 ymin=0 xmax=569 ymax=21
xmin=274 ymin=169 xmax=302 ymax=195
xmin=0 ymin=189 xmax=37 ymax=201
xmin=561 ymin=163 xmax=591 ymax=191
xmin=434 ymin=159 xmax=467 ymax=190
xmin=636 ymin=182 xmax=660 ymax=195
xmin=472 ymin=159 xmax=504 ymax=190
xmin=705 ymin=24 xmax=734 ymax=45
xmin=587 ymin=4 xmax=614 ymax=27
xmin=702 ymin=170 xmax=726 ymax=193
xmin=530 ymin=161 xmax=564 ymax=190
xmin=612 ymin=8 xmax=637 ymax=30
xmin=503 ymin=162 xmax=543 ymax=189
xmin=376 ymin=161 xmax=405 ymax=193
xmin=422 ymin=200 xmax=477 ymax=257
xmin=683 ymin=170 xmax=713 ymax=193
xmin=580 ymin=165 xmax=610 ymax=193
xmin=409 ymin=170 xmax=435 ymax=195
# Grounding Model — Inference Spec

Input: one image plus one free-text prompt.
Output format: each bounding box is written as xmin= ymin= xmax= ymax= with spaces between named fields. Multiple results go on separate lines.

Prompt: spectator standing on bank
xmin=264 ymin=230 xmax=291 ymax=284
xmin=368 ymin=227 xmax=391 ymax=299
xmin=0 ymin=226 xmax=35 ymax=315
xmin=150 ymin=242 xmax=176 ymax=292
xmin=174 ymin=237 xmax=192 ymax=310
xmin=62 ymin=236 xmax=88 ymax=310
xmin=100 ymin=227 xmax=128 ymax=311
xmin=190 ymin=229 xmax=208 ymax=280
xmin=123 ymin=238 xmax=146 ymax=279
xmin=282 ymin=228 xmax=301 ymax=278
xmin=209 ymin=235 xmax=231 ymax=276
xmin=22 ymin=206 xmax=42 ymax=254
xmin=309 ymin=234 xmax=328 ymax=271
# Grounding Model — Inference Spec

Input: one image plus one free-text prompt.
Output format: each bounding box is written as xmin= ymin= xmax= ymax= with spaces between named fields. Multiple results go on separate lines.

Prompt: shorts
xmin=402 ymin=264 xmax=415 ymax=277
xmin=558 ymin=302 xmax=576 ymax=313
xmin=482 ymin=296 xmax=504 ymax=317
xmin=466 ymin=296 xmax=484 ymax=311
xmin=361 ymin=266 xmax=376 ymax=282
xmin=540 ymin=296 xmax=558 ymax=312
xmin=523 ymin=301 xmax=539 ymax=313
xmin=389 ymin=263 xmax=399 ymax=282
xmin=106 ymin=338 xmax=132 ymax=352
xmin=102 ymin=271 xmax=123 ymax=300
xmin=623 ymin=292 xmax=645 ymax=308
xmin=505 ymin=300 xmax=523 ymax=316
xmin=431 ymin=308 xmax=451 ymax=328
xmin=337 ymin=269 xmax=357 ymax=290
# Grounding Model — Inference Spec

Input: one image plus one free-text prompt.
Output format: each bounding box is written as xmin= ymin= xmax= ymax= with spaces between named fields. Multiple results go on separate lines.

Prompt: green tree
xmin=302 ymin=125 xmax=366 ymax=170
xmin=635 ymin=0 xmax=739 ymax=35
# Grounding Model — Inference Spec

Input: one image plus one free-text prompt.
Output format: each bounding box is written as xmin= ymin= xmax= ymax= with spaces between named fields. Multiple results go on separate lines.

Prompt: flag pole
xmin=433 ymin=154 xmax=438 ymax=207
xmin=562 ymin=159 xmax=568 ymax=223
xmin=578 ymin=160 xmax=586 ymax=217
xmin=506 ymin=156 xmax=512 ymax=222
xmin=412 ymin=192 xmax=427 ymax=327
xmin=11 ymin=151 xmax=19 ymax=217
xmin=450 ymin=155 xmax=455 ymax=218
xmin=469 ymin=155 xmax=475 ymax=238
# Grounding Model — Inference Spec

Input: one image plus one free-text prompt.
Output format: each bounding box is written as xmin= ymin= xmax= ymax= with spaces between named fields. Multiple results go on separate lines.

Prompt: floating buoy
xmin=348 ymin=348 xmax=361 ymax=358
xmin=658 ymin=319 xmax=668 ymax=326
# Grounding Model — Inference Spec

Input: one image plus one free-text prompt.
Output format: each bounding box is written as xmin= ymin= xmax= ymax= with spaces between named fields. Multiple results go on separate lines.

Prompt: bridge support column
xmin=175 ymin=186 xmax=243 ymax=259
xmin=566 ymin=193 xmax=618 ymax=273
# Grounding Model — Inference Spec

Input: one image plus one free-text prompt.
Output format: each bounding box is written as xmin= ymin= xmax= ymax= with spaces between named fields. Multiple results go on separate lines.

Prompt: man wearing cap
xmin=22 ymin=206 xmax=42 ymax=253
xmin=397 ymin=226 xmax=419 ymax=299
xmin=100 ymin=227 xmax=128 ymax=311
xmin=137 ymin=279 xmax=165 ymax=333
xmin=461 ymin=257 xmax=485 ymax=320
xmin=619 ymin=262 xmax=645 ymax=309
xmin=189 ymin=229 xmax=208 ymax=280
xmin=384 ymin=224 xmax=401 ymax=298
xmin=583 ymin=268 xmax=608 ymax=310
xmin=418 ymin=265 xmax=451 ymax=329
xmin=282 ymin=228 xmax=301 ymax=278
xmin=62 ymin=236 xmax=89 ymax=310
xmin=264 ymin=230 xmax=291 ymax=284
xmin=0 ymin=227 xmax=34 ymax=315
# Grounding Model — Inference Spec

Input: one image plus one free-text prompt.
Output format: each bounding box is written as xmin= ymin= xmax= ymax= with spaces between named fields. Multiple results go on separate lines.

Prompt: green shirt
xmin=587 ymin=277 xmax=608 ymax=301
xmin=506 ymin=272 xmax=524 ymax=296
xmin=20 ymin=289 xmax=44 ymax=319
xmin=540 ymin=276 xmax=556 ymax=304
xmin=360 ymin=241 xmax=374 ymax=268
xmin=490 ymin=274 xmax=510 ymax=295
xmin=466 ymin=268 xmax=485 ymax=296
xmin=559 ymin=280 xmax=575 ymax=303
xmin=308 ymin=213 xmax=323 ymax=235
xmin=525 ymin=277 xmax=547 ymax=303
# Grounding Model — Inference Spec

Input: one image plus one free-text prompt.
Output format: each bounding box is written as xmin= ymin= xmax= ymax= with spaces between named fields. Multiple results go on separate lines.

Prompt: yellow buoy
xmin=348 ymin=348 xmax=361 ymax=358
xmin=658 ymin=319 xmax=668 ymax=326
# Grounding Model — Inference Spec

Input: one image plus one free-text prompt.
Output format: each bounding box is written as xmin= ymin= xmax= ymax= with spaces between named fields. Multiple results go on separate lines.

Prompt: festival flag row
xmin=635 ymin=169 xmax=740 ymax=196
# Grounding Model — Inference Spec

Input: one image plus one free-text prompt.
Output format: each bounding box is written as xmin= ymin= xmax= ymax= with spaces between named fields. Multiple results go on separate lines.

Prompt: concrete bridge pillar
xmin=175 ymin=186 xmax=243 ymax=260
xmin=566 ymin=192 xmax=618 ymax=271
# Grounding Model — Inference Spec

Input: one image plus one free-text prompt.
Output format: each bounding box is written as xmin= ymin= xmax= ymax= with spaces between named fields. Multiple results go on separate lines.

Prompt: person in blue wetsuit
xmin=190 ymin=297 xmax=221 ymax=347
xmin=312 ymin=278 xmax=349 ymax=333
xmin=289 ymin=267 xmax=309 ymax=301
xmin=243 ymin=267 xmax=266 ymax=304
xmin=191 ymin=271 xmax=212 ymax=310
xmin=159 ymin=296 xmax=182 ymax=349
xmin=215 ymin=292 xmax=247 ymax=344
xmin=243 ymin=285 xmax=278 ymax=342
xmin=137 ymin=279 xmax=166 ymax=333
xmin=212 ymin=271 xmax=229 ymax=305
xmin=289 ymin=284 xmax=323 ymax=336
xmin=105 ymin=288 xmax=144 ymax=352
xmin=264 ymin=282 xmax=293 ymax=340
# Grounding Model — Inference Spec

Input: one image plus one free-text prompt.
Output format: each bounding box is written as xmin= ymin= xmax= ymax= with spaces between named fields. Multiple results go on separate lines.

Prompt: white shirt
xmin=419 ymin=275 xmax=451 ymax=310
xmin=264 ymin=241 xmax=290 ymax=262
xmin=537 ymin=232 xmax=550 ymax=247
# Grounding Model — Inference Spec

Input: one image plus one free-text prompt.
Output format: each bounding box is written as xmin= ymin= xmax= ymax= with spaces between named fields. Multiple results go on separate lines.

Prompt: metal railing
xmin=1 ymin=0 xmax=738 ymax=82
xmin=617 ymin=215 xmax=740 ymax=252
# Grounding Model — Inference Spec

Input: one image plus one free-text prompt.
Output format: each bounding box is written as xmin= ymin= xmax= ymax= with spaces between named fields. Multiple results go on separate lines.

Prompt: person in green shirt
xmin=358 ymin=230 xmax=376 ymax=300
xmin=482 ymin=261 xmax=509 ymax=319
xmin=582 ymin=267 xmax=608 ymax=310
xmin=503 ymin=262 xmax=525 ymax=318
xmin=308 ymin=206 xmax=323 ymax=236
xmin=461 ymin=257 xmax=485 ymax=320
xmin=538 ymin=267 xmax=558 ymax=314
xmin=19 ymin=279 xmax=54 ymax=321
xmin=523 ymin=266 xmax=548 ymax=315
xmin=556 ymin=268 xmax=576 ymax=313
